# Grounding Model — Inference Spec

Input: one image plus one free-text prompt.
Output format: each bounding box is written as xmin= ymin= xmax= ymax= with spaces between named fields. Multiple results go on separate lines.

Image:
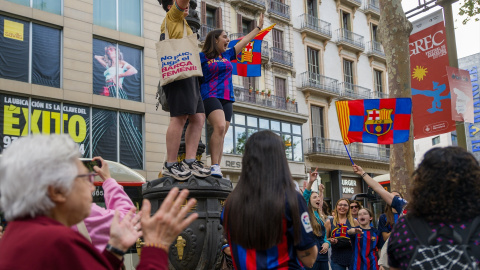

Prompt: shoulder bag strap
xmin=464 ymin=216 xmax=480 ymax=245
xmin=76 ymin=220 xmax=92 ymax=243
xmin=164 ymin=19 xmax=170 ymax=40
xmin=405 ymin=215 xmax=431 ymax=246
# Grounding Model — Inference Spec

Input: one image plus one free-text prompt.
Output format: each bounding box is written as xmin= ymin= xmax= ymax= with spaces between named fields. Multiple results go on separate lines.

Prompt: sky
xmin=401 ymin=0 xmax=480 ymax=59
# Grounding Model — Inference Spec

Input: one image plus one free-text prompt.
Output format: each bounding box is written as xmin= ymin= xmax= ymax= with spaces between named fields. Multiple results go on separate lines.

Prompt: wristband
xmin=145 ymin=242 xmax=170 ymax=253
xmin=257 ymin=26 xmax=261 ymax=31
xmin=361 ymin=172 xmax=368 ymax=178
xmin=106 ymin=244 xmax=126 ymax=256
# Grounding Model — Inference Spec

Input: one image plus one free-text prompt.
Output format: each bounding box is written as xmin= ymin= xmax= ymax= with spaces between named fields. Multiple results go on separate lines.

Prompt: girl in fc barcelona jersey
xmin=347 ymin=208 xmax=380 ymax=270
xmin=327 ymin=199 xmax=360 ymax=270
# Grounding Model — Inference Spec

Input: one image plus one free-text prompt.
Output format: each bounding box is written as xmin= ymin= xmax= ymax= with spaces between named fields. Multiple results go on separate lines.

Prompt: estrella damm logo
xmin=365 ymin=109 xmax=393 ymax=136
xmin=237 ymin=41 xmax=254 ymax=63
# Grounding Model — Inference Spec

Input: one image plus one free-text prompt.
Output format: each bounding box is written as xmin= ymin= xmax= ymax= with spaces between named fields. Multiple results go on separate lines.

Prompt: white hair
xmin=0 ymin=134 xmax=80 ymax=221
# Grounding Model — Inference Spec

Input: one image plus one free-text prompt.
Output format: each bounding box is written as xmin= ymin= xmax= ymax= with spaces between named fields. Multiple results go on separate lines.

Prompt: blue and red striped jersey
xmin=350 ymin=228 xmax=380 ymax=270
xmin=225 ymin=193 xmax=316 ymax=270
xmin=199 ymin=47 xmax=237 ymax=101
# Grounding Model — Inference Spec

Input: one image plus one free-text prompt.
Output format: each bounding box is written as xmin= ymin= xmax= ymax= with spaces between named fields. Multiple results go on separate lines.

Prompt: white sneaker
xmin=210 ymin=164 xmax=223 ymax=178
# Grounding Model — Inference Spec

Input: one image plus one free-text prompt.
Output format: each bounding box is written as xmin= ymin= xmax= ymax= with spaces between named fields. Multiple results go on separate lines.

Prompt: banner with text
xmin=409 ymin=10 xmax=456 ymax=139
xmin=446 ymin=66 xmax=474 ymax=123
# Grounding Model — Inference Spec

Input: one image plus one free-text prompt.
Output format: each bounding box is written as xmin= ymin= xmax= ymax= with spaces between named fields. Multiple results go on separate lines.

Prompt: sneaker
xmin=162 ymin=162 xmax=192 ymax=181
xmin=182 ymin=160 xmax=211 ymax=178
xmin=210 ymin=164 xmax=223 ymax=178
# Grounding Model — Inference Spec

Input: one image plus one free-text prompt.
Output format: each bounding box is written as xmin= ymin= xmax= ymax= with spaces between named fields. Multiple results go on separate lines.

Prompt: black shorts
xmin=203 ymin=97 xmax=234 ymax=122
xmin=164 ymin=77 xmax=205 ymax=117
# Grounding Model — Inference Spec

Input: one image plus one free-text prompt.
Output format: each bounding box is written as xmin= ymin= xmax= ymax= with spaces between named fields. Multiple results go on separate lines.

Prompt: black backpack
xmin=405 ymin=215 xmax=480 ymax=270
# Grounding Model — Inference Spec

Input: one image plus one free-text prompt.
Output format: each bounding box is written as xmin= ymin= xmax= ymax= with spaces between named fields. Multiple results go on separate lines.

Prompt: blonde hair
xmin=307 ymin=191 xmax=325 ymax=237
xmin=332 ymin=198 xmax=355 ymax=227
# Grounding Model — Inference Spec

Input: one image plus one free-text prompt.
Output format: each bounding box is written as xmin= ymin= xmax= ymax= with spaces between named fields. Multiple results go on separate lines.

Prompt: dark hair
xmin=408 ymin=147 xmax=480 ymax=222
xmin=159 ymin=0 xmax=172 ymax=12
xmin=384 ymin=191 xmax=403 ymax=226
xmin=322 ymin=202 xmax=331 ymax=216
xmin=224 ymin=131 xmax=301 ymax=249
xmin=350 ymin=200 xmax=362 ymax=209
xmin=202 ymin=29 xmax=225 ymax=60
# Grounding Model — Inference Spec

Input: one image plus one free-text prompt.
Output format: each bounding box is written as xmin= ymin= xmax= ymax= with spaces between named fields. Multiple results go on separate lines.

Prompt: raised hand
xmin=108 ymin=208 xmax=142 ymax=253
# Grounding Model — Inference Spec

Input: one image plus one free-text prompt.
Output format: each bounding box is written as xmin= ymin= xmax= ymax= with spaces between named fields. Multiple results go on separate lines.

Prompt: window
xmin=374 ymin=70 xmax=383 ymax=93
xmin=202 ymin=2 xmax=223 ymax=29
xmin=211 ymin=113 xmax=302 ymax=161
xmin=307 ymin=0 xmax=317 ymax=17
xmin=7 ymin=0 xmax=61 ymax=15
xmin=93 ymin=0 xmax=142 ymax=36
xmin=0 ymin=15 xmax=61 ymax=88
xmin=272 ymin=29 xmax=284 ymax=49
xmin=307 ymin=47 xmax=320 ymax=75
xmin=275 ymin=77 xmax=287 ymax=98
xmin=0 ymin=94 xmax=144 ymax=169
xmin=242 ymin=20 xmax=253 ymax=36
xmin=451 ymin=132 xmax=458 ymax=146
xmin=432 ymin=136 xmax=440 ymax=145
xmin=371 ymin=24 xmax=378 ymax=42
xmin=341 ymin=11 xmax=351 ymax=31
xmin=343 ymin=59 xmax=354 ymax=90
xmin=206 ymin=7 xmax=216 ymax=27
xmin=93 ymin=39 xmax=143 ymax=102
xmin=311 ymin=105 xmax=325 ymax=138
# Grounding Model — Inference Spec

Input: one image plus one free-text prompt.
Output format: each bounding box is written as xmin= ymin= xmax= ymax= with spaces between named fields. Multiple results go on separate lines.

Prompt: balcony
xmin=299 ymin=14 xmax=332 ymax=42
xmin=339 ymin=82 xmax=371 ymax=99
xmin=268 ymin=0 xmax=290 ymax=22
xmin=229 ymin=33 xmax=245 ymax=41
xmin=364 ymin=0 xmax=380 ymax=18
xmin=366 ymin=41 xmax=386 ymax=62
xmin=261 ymin=40 xmax=269 ymax=62
xmin=230 ymin=0 xmax=266 ymax=12
xmin=298 ymin=72 xmax=340 ymax=98
xmin=199 ymin=24 xmax=216 ymax=42
xmin=372 ymin=91 xmax=389 ymax=99
xmin=336 ymin=28 xmax=365 ymax=53
xmin=305 ymin=137 xmax=390 ymax=163
xmin=233 ymin=86 xmax=298 ymax=113
xmin=270 ymin=47 xmax=293 ymax=67
xmin=336 ymin=0 xmax=362 ymax=9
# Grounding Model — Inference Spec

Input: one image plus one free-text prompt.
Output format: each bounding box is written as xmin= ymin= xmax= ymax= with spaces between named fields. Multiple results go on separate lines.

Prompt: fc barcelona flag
xmin=335 ymin=98 xmax=412 ymax=145
xmin=228 ymin=24 xmax=275 ymax=77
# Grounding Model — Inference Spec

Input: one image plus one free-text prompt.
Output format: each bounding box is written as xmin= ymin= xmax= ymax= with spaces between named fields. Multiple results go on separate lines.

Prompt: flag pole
xmin=344 ymin=144 xmax=354 ymax=165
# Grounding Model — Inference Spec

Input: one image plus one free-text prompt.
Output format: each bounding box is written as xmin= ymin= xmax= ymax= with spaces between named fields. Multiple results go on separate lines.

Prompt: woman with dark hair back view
xmin=387 ymin=147 xmax=480 ymax=270
xmin=223 ymin=131 xmax=318 ymax=269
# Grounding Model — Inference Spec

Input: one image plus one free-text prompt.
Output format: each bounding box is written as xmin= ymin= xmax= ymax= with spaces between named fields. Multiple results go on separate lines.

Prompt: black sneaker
xmin=181 ymin=160 xmax=211 ymax=178
xmin=162 ymin=162 xmax=192 ymax=181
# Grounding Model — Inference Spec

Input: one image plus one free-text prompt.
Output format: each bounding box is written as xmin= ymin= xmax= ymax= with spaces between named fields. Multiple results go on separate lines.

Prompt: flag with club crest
xmin=227 ymin=24 xmax=275 ymax=77
xmin=335 ymin=98 xmax=412 ymax=145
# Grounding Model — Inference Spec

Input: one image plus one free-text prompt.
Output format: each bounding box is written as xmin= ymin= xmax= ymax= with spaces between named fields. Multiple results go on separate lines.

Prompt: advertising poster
xmin=0 ymin=15 xmax=29 ymax=83
xmin=63 ymin=103 xmax=90 ymax=157
xmin=446 ymin=66 xmax=474 ymax=123
xmin=119 ymin=112 xmax=143 ymax=169
xmin=89 ymin=108 xmax=118 ymax=162
xmin=93 ymin=39 xmax=142 ymax=101
xmin=409 ymin=10 xmax=456 ymax=139
xmin=0 ymin=94 xmax=29 ymax=152
xmin=30 ymin=98 xmax=61 ymax=135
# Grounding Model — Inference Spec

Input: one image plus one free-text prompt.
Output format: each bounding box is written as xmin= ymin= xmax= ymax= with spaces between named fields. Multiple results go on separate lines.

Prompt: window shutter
xmin=201 ymin=1 xmax=206 ymax=25
xmin=216 ymin=7 xmax=223 ymax=29
xmin=237 ymin=14 xmax=242 ymax=34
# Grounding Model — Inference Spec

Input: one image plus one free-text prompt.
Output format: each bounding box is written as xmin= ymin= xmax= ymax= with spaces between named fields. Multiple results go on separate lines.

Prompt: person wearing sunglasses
xmin=349 ymin=201 xmax=362 ymax=220
xmin=72 ymin=156 xmax=136 ymax=252
xmin=0 ymin=135 xmax=198 ymax=269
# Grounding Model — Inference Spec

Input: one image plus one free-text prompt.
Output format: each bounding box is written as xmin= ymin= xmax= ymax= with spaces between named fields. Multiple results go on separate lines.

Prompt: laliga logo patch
xmin=301 ymin=212 xmax=313 ymax=233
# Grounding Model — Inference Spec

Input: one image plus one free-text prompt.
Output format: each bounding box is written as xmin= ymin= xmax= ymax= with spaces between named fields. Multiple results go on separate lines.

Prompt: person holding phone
xmin=72 ymin=156 xmax=136 ymax=252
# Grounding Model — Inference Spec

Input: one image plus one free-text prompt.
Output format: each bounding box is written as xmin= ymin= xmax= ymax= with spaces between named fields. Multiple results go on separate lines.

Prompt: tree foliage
xmin=459 ymin=0 xmax=480 ymax=24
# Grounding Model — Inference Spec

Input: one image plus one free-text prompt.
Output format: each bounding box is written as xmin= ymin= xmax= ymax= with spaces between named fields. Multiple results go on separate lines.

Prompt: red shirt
xmin=0 ymin=216 xmax=168 ymax=270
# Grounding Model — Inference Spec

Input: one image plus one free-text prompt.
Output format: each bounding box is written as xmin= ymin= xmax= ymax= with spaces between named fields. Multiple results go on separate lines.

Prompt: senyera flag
xmin=335 ymin=98 xmax=412 ymax=145
xmin=228 ymin=24 xmax=275 ymax=77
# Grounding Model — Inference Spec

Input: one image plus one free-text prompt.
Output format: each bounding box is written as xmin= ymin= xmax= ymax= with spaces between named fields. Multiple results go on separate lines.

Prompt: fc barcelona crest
xmin=237 ymin=41 xmax=254 ymax=63
xmin=365 ymin=109 xmax=393 ymax=136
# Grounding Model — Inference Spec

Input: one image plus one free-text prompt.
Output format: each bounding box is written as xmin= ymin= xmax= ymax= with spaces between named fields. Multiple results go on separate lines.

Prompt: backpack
xmin=405 ymin=215 xmax=480 ymax=270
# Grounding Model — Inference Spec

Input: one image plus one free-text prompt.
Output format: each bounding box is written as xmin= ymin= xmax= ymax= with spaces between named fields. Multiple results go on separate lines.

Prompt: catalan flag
xmin=227 ymin=24 xmax=275 ymax=77
xmin=335 ymin=98 xmax=412 ymax=145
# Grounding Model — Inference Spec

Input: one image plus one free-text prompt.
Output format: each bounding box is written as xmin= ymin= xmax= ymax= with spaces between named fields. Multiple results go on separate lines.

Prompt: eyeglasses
xmin=350 ymin=205 xmax=359 ymax=209
xmin=76 ymin=173 xmax=97 ymax=185
xmin=337 ymin=204 xmax=349 ymax=207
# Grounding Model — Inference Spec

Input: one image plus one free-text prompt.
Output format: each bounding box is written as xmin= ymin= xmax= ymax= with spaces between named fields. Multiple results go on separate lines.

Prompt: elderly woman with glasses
xmin=0 ymin=135 xmax=198 ymax=270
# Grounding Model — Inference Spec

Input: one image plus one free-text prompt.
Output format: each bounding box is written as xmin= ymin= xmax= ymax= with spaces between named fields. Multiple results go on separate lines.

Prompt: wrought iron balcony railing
xmin=269 ymin=0 xmax=290 ymax=19
xmin=367 ymin=40 xmax=385 ymax=56
xmin=199 ymin=24 xmax=216 ymax=42
xmin=262 ymin=40 xmax=269 ymax=58
xmin=246 ymin=0 xmax=266 ymax=7
xmin=372 ymin=91 xmax=389 ymax=99
xmin=364 ymin=0 xmax=380 ymax=13
xmin=229 ymin=33 xmax=245 ymax=41
xmin=300 ymin=72 xmax=339 ymax=94
xmin=233 ymin=86 xmax=298 ymax=113
xmin=336 ymin=28 xmax=365 ymax=49
xmin=299 ymin=14 xmax=332 ymax=37
xmin=270 ymin=47 xmax=293 ymax=66
xmin=305 ymin=137 xmax=390 ymax=162
xmin=339 ymin=82 xmax=371 ymax=99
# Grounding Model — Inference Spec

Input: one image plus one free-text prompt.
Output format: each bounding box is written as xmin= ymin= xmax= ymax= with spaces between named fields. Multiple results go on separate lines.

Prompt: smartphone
xmin=82 ymin=160 xmax=102 ymax=172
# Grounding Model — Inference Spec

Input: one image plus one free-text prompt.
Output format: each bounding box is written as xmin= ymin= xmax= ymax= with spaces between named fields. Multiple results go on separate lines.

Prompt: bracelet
xmin=144 ymin=242 xmax=170 ymax=253
xmin=257 ymin=26 xmax=261 ymax=31
xmin=106 ymin=244 xmax=126 ymax=256
xmin=361 ymin=172 xmax=368 ymax=178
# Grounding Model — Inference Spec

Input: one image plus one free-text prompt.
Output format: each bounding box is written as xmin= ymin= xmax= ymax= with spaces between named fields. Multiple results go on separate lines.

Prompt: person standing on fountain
xmin=199 ymin=14 xmax=264 ymax=178
xmin=159 ymin=0 xmax=211 ymax=180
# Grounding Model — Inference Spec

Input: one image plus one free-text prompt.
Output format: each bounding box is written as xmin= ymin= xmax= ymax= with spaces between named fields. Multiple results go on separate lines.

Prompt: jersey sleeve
xmin=391 ymin=196 xmax=407 ymax=214
xmin=377 ymin=214 xmax=389 ymax=233
xmin=294 ymin=193 xmax=316 ymax=251
xmin=223 ymin=47 xmax=237 ymax=61
xmin=199 ymin=52 xmax=208 ymax=65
